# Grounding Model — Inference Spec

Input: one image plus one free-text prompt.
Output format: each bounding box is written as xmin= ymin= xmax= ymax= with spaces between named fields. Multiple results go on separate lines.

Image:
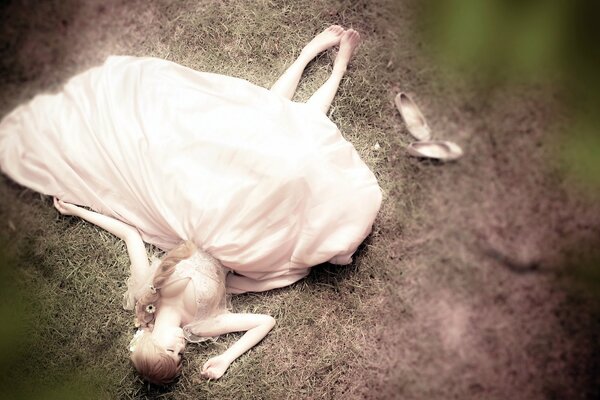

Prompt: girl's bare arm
xmin=53 ymin=198 xmax=151 ymax=292
xmin=191 ymin=312 xmax=276 ymax=380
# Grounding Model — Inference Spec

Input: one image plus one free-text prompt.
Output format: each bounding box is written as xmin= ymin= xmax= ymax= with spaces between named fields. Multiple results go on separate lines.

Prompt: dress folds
xmin=0 ymin=56 xmax=382 ymax=287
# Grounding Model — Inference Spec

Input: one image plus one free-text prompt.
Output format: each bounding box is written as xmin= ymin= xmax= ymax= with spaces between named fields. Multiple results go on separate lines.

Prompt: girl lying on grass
xmin=54 ymin=198 xmax=270 ymax=383
xmin=3 ymin=26 xmax=381 ymax=384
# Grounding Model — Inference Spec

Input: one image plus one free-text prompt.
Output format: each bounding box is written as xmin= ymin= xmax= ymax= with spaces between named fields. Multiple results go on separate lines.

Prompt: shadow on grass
xmin=556 ymin=240 xmax=600 ymax=398
xmin=0 ymin=242 xmax=110 ymax=399
xmin=304 ymin=235 xmax=374 ymax=289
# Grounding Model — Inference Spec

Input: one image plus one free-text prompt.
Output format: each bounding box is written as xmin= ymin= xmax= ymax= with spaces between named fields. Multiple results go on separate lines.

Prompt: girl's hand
xmin=53 ymin=197 xmax=81 ymax=217
xmin=200 ymin=354 xmax=231 ymax=380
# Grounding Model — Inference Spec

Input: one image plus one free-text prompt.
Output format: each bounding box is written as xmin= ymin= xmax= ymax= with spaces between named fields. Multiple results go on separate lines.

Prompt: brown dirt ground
xmin=365 ymin=83 xmax=600 ymax=399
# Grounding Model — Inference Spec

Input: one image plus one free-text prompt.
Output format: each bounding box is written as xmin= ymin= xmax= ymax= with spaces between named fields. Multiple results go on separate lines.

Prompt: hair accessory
xmin=145 ymin=304 xmax=156 ymax=314
xmin=129 ymin=329 xmax=144 ymax=352
xmin=149 ymin=284 xmax=157 ymax=294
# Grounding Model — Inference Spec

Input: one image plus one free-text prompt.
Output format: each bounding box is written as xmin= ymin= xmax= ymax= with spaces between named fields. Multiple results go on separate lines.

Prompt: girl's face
xmin=154 ymin=326 xmax=186 ymax=362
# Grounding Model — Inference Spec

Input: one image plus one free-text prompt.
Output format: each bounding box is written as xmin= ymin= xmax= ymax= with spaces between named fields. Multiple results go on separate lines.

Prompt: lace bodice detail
xmin=170 ymin=250 xmax=226 ymax=320
xmin=175 ymin=249 xmax=228 ymax=342
xmin=123 ymin=248 xmax=228 ymax=343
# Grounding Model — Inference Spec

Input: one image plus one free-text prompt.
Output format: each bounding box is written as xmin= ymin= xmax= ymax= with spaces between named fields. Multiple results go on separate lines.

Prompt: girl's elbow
xmin=123 ymin=228 xmax=142 ymax=245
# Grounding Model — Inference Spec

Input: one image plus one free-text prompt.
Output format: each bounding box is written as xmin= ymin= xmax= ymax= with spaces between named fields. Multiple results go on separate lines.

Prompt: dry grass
xmin=1 ymin=0 xmax=599 ymax=399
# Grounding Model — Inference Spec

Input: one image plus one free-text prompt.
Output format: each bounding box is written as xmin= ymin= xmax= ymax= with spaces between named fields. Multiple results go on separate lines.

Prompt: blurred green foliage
xmin=422 ymin=0 xmax=600 ymax=187
xmin=0 ymin=247 xmax=108 ymax=399
xmin=427 ymin=0 xmax=565 ymax=82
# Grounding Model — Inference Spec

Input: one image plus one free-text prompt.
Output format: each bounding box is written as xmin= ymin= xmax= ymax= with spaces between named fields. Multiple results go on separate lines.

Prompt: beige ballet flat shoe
xmin=406 ymin=140 xmax=464 ymax=161
xmin=395 ymin=92 xmax=432 ymax=141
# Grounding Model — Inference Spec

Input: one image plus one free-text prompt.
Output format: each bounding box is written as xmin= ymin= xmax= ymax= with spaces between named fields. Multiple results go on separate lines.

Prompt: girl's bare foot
xmin=333 ymin=29 xmax=360 ymax=74
xmin=270 ymin=25 xmax=344 ymax=99
xmin=305 ymin=29 xmax=360 ymax=113
xmin=301 ymin=25 xmax=345 ymax=59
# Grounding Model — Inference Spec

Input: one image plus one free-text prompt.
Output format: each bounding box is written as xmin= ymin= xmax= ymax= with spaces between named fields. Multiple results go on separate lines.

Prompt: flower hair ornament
xmin=129 ymin=329 xmax=145 ymax=352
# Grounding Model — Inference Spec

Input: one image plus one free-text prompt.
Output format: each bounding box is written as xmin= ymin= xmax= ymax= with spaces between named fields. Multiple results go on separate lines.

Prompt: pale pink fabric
xmin=0 ymin=56 xmax=381 ymax=287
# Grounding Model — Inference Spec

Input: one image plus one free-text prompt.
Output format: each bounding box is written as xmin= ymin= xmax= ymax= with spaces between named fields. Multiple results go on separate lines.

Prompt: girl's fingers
xmin=202 ymin=362 xmax=210 ymax=373
xmin=200 ymin=370 xmax=213 ymax=379
xmin=53 ymin=197 xmax=63 ymax=211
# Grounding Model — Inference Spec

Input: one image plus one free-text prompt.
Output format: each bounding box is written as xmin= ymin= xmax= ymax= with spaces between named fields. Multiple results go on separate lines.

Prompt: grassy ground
xmin=0 ymin=0 xmax=598 ymax=399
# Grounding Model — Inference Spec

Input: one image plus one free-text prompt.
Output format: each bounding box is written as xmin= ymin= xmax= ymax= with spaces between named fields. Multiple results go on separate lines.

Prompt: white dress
xmin=0 ymin=56 xmax=382 ymax=288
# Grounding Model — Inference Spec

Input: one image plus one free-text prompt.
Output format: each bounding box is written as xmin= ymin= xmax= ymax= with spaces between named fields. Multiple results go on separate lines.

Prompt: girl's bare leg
xmin=270 ymin=25 xmax=344 ymax=100
xmin=306 ymin=29 xmax=360 ymax=114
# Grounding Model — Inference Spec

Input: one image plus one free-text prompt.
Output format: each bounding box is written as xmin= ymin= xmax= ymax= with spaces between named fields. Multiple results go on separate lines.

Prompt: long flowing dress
xmin=0 ymin=56 xmax=382 ymax=288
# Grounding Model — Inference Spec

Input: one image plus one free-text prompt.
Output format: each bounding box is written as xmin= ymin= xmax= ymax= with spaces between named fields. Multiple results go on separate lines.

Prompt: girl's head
xmin=129 ymin=241 xmax=196 ymax=385
xmin=129 ymin=328 xmax=183 ymax=385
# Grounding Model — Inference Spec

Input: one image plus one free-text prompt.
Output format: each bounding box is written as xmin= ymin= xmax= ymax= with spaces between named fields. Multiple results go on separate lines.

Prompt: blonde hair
xmin=130 ymin=241 xmax=196 ymax=385
xmin=130 ymin=332 xmax=182 ymax=385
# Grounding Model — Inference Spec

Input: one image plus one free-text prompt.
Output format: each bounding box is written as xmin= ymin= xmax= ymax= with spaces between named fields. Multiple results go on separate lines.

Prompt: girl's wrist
xmin=221 ymin=351 xmax=236 ymax=365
